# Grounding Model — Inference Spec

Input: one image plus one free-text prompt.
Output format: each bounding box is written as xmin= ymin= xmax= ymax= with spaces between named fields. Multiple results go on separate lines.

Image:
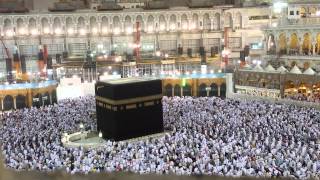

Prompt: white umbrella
xmin=290 ymin=65 xmax=302 ymax=74
xmin=303 ymin=67 xmax=316 ymax=75
xmin=264 ymin=64 xmax=276 ymax=72
xmin=276 ymin=65 xmax=288 ymax=72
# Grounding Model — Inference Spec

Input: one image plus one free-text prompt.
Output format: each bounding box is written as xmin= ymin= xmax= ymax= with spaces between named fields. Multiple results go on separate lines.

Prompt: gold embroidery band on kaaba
xmin=95 ymin=94 xmax=163 ymax=106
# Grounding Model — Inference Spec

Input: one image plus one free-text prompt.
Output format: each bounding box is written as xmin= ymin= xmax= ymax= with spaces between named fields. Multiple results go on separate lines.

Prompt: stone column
xmin=27 ymin=89 xmax=33 ymax=107
xmin=166 ymin=19 xmax=169 ymax=32
xmin=13 ymin=96 xmax=17 ymax=109
xmin=172 ymin=86 xmax=174 ymax=97
xmin=299 ymin=43 xmax=303 ymax=55
xmin=206 ymin=87 xmax=210 ymax=97
xmin=181 ymin=87 xmax=183 ymax=97
xmin=120 ymin=18 xmax=124 ymax=33
xmin=218 ymin=85 xmax=221 ymax=97
xmin=275 ymin=36 xmax=280 ymax=54
xmin=192 ymin=79 xmax=198 ymax=97
xmin=0 ymin=97 xmax=3 ymax=111
xmin=210 ymin=19 xmax=214 ymax=31
xmin=312 ymin=42 xmax=316 ymax=55
xmin=287 ymin=39 xmax=290 ymax=55
xmin=49 ymin=93 xmax=53 ymax=104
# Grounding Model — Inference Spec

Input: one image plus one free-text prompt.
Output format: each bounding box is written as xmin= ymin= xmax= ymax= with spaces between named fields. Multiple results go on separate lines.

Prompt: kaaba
xmin=95 ymin=78 xmax=164 ymax=141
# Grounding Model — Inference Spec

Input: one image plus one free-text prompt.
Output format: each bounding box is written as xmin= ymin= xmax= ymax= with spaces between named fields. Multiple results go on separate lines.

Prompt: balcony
xmin=264 ymin=54 xmax=320 ymax=61
xmin=280 ymin=17 xmax=320 ymax=27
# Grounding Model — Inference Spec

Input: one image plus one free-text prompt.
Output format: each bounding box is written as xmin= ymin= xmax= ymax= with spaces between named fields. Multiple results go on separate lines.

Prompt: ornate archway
xmin=164 ymin=84 xmax=173 ymax=97
xmin=32 ymin=93 xmax=42 ymax=108
xmin=42 ymin=92 xmax=50 ymax=106
xmin=289 ymin=33 xmax=299 ymax=55
xmin=279 ymin=33 xmax=287 ymax=55
xmin=316 ymin=33 xmax=320 ymax=55
xmin=284 ymin=80 xmax=296 ymax=97
xmin=198 ymin=83 xmax=207 ymax=97
xmin=182 ymin=84 xmax=192 ymax=96
xmin=302 ymin=33 xmax=312 ymax=55
xmin=209 ymin=83 xmax=218 ymax=97
xmin=3 ymin=95 xmax=14 ymax=111
xmin=174 ymin=84 xmax=181 ymax=96
xmin=16 ymin=95 xmax=26 ymax=109
xmin=267 ymin=34 xmax=276 ymax=54
xmin=220 ymin=83 xmax=226 ymax=98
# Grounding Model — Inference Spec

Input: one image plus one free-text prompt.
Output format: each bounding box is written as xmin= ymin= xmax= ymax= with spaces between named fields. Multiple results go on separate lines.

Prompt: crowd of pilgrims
xmin=286 ymin=92 xmax=320 ymax=103
xmin=0 ymin=96 xmax=320 ymax=179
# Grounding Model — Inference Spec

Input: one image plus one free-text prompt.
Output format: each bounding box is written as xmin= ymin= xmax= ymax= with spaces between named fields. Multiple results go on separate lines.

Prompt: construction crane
xmin=0 ymin=37 xmax=14 ymax=82
xmin=135 ymin=21 xmax=141 ymax=62
xmin=0 ymin=38 xmax=11 ymax=59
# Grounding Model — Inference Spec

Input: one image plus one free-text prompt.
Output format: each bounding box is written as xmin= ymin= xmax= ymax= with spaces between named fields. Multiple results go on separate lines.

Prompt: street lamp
xmin=79 ymin=28 xmax=86 ymax=36
xmin=19 ymin=28 xmax=27 ymax=35
xmin=99 ymin=131 xmax=103 ymax=143
xmin=43 ymin=27 xmax=50 ymax=34
xmin=67 ymin=28 xmax=74 ymax=35
xmin=155 ymin=50 xmax=161 ymax=57
xmin=102 ymin=28 xmax=108 ymax=34
xmin=6 ymin=30 xmax=14 ymax=37
xmin=160 ymin=25 xmax=166 ymax=31
xmin=30 ymin=29 xmax=39 ymax=36
xmin=92 ymin=27 xmax=98 ymax=35
xmin=54 ymin=28 xmax=62 ymax=35
xmin=126 ymin=27 xmax=133 ymax=34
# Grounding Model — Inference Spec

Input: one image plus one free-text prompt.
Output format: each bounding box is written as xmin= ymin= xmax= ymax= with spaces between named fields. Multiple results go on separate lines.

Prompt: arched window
xmin=41 ymin=18 xmax=49 ymax=33
xmin=53 ymin=17 xmax=62 ymax=34
xmin=66 ymin=17 xmax=74 ymax=34
xmin=169 ymin=15 xmax=177 ymax=31
xmin=17 ymin=18 xmax=25 ymax=34
xmin=28 ymin=18 xmax=37 ymax=33
xmin=159 ymin=15 xmax=166 ymax=31
xmin=136 ymin=15 xmax=144 ymax=32
xmin=101 ymin=16 xmax=109 ymax=34
xmin=181 ymin=14 xmax=188 ymax=30
xmin=213 ymin=13 xmax=220 ymax=30
xmin=203 ymin=13 xmax=211 ymax=30
xmin=77 ymin=17 xmax=86 ymax=34
xmin=147 ymin=15 xmax=154 ymax=32
xmin=192 ymin=14 xmax=199 ymax=30
xmin=124 ymin=16 xmax=132 ymax=34
xmin=113 ymin=16 xmax=121 ymax=34
xmin=234 ymin=12 xmax=242 ymax=28
xmin=90 ymin=16 xmax=98 ymax=34
xmin=224 ymin=12 xmax=232 ymax=28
